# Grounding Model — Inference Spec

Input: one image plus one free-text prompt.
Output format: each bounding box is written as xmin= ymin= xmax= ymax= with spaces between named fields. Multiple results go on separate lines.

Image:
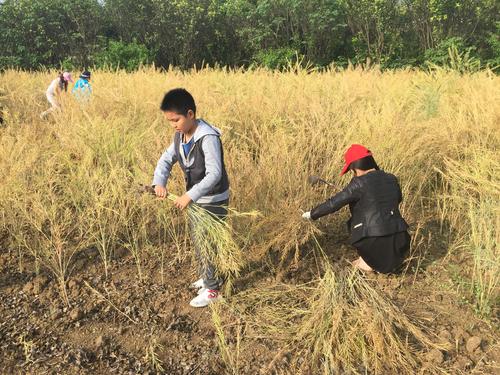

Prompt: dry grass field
xmin=0 ymin=66 xmax=498 ymax=374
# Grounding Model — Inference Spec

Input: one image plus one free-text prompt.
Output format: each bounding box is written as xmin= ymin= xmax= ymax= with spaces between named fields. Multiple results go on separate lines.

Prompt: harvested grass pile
xmin=224 ymin=264 xmax=447 ymax=374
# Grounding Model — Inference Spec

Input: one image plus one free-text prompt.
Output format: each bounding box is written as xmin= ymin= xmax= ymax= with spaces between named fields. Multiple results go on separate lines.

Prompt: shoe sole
xmin=189 ymin=297 xmax=221 ymax=308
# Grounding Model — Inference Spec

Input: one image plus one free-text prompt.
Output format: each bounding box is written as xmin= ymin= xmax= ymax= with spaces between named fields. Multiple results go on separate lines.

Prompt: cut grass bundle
xmin=186 ymin=198 xmax=257 ymax=294
xmin=227 ymin=264 xmax=446 ymax=374
xmin=293 ymin=266 xmax=446 ymax=374
xmin=258 ymin=199 xmax=323 ymax=270
xmin=141 ymin=186 xmax=251 ymax=293
xmin=211 ymin=302 xmax=242 ymax=374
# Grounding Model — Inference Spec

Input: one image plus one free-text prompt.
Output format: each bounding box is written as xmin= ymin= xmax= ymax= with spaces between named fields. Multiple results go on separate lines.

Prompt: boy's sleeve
xmin=152 ymin=142 xmax=177 ymax=187
xmin=186 ymin=135 xmax=223 ymax=202
xmin=310 ymin=179 xmax=362 ymax=220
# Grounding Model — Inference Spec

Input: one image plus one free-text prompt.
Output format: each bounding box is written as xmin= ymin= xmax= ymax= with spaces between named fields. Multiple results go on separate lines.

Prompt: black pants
xmin=353 ymin=231 xmax=410 ymax=274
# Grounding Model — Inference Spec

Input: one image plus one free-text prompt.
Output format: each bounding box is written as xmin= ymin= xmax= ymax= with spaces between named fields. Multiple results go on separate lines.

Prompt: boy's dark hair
xmin=349 ymin=155 xmax=379 ymax=172
xmin=160 ymin=88 xmax=196 ymax=115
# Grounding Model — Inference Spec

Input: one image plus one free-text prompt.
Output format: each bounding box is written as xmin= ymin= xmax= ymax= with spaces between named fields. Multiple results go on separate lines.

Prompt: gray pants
xmin=189 ymin=199 xmax=228 ymax=290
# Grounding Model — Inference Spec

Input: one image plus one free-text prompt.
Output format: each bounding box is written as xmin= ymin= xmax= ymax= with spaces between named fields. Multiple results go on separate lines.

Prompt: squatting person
xmin=152 ymin=88 xmax=230 ymax=307
xmin=302 ymin=144 xmax=410 ymax=273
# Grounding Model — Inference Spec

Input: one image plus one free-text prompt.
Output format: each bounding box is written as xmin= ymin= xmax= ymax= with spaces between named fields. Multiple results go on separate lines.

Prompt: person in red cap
xmin=302 ymin=144 xmax=410 ymax=273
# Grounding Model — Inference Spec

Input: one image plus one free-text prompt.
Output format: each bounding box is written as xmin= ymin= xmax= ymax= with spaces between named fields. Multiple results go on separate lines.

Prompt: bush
xmin=424 ymin=37 xmax=474 ymax=67
xmin=95 ymin=40 xmax=154 ymax=72
xmin=253 ymin=47 xmax=302 ymax=70
xmin=0 ymin=56 xmax=21 ymax=71
xmin=485 ymin=22 xmax=500 ymax=70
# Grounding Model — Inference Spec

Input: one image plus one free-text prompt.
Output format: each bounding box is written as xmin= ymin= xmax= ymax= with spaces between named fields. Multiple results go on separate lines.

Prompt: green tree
xmin=0 ymin=0 xmax=498 ymax=70
xmin=95 ymin=40 xmax=153 ymax=71
xmin=0 ymin=0 xmax=104 ymax=69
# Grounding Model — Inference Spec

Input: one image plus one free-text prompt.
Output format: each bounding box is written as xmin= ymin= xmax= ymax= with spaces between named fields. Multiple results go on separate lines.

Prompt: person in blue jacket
xmin=72 ymin=70 xmax=92 ymax=100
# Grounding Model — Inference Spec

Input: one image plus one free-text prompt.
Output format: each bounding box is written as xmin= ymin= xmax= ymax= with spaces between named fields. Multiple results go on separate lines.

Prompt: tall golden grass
xmin=0 ymin=66 xmax=498 ymax=372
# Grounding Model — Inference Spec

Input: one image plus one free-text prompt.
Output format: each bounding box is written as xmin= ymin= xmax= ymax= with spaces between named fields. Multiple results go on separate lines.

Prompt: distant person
xmin=302 ymin=144 xmax=410 ymax=273
xmin=40 ymin=72 xmax=73 ymax=119
xmin=152 ymin=88 xmax=230 ymax=308
xmin=72 ymin=70 xmax=92 ymax=100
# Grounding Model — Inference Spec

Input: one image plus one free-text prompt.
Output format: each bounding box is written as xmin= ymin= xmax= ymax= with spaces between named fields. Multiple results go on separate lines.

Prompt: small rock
xmin=52 ymin=309 xmax=63 ymax=320
xmin=68 ymin=279 xmax=78 ymax=290
xmin=70 ymin=288 xmax=79 ymax=298
xmin=69 ymin=308 xmax=83 ymax=321
xmin=454 ymin=355 xmax=473 ymax=371
xmin=433 ymin=294 xmax=443 ymax=302
xmin=426 ymin=349 xmax=444 ymax=364
xmin=95 ymin=335 xmax=108 ymax=348
xmin=32 ymin=275 xmax=48 ymax=294
xmin=23 ymin=282 xmax=34 ymax=293
xmin=452 ymin=327 xmax=468 ymax=345
xmin=153 ymin=299 xmax=164 ymax=312
xmin=438 ymin=329 xmax=453 ymax=343
xmin=466 ymin=336 xmax=482 ymax=353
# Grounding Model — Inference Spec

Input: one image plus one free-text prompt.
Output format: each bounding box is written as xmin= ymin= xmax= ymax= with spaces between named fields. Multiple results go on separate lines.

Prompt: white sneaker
xmin=190 ymin=278 xmax=204 ymax=290
xmin=189 ymin=289 xmax=220 ymax=308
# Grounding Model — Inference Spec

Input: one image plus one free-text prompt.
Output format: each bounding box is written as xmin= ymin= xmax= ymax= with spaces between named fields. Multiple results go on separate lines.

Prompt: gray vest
xmin=174 ymin=132 xmax=229 ymax=196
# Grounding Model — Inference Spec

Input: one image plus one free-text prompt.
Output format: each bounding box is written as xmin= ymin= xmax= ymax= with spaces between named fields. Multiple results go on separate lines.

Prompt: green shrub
xmin=95 ymin=40 xmax=154 ymax=72
xmin=424 ymin=37 xmax=483 ymax=73
xmin=254 ymin=47 xmax=302 ymax=70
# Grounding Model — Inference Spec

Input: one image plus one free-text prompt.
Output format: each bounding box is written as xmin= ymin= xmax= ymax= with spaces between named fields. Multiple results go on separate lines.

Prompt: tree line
xmin=0 ymin=0 xmax=498 ymax=71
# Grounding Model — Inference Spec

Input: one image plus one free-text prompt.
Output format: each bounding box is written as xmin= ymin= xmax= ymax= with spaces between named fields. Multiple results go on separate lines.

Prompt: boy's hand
xmin=154 ymin=185 xmax=168 ymax=199
xmin=174 ymin=193 xmax=192 ymax=210
xmin=301 ymin=211 xmax=311 ymax=220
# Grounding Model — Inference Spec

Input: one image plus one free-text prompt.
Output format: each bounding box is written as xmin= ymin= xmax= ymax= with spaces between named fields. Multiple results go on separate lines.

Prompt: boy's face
xmin=164 ymin=110 xmax=196 ymax=133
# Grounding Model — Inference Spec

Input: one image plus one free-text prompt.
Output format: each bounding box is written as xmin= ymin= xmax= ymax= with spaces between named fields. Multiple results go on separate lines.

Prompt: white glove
xmin=302 ymin=211 xmax=311 ymax=220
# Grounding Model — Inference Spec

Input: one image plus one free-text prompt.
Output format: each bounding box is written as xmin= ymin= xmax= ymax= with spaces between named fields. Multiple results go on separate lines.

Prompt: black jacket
xmin=310 ymin=170 xmax=409 ymax=244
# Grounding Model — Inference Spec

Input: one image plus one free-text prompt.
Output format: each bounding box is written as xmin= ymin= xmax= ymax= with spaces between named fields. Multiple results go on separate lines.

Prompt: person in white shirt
xmin=40 ymin=72 xmax=73 ymax=119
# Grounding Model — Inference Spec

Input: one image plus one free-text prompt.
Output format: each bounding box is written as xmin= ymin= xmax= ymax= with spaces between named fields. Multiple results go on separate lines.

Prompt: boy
xmin=152 ymin=88 xmax=230 ymax=307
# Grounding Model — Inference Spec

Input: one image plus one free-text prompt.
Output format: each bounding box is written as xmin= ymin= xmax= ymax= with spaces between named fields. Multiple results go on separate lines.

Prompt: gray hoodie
xmin=152 ymin=119 xmax=230 ymax=204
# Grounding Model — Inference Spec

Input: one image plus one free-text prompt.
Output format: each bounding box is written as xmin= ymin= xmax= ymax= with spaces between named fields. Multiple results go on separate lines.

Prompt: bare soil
xmin=1 ymin=230 xmax=499 ymax=374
